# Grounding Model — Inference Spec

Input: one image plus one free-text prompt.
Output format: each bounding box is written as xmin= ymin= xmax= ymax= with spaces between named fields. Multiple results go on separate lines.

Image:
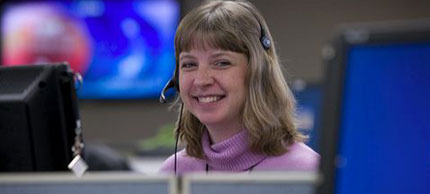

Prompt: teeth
xmin=198 ymin=96 xmax=221 ymax=103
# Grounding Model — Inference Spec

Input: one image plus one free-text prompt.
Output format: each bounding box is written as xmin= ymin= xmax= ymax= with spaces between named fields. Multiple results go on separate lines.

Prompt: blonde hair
xmin=173 ymin=0 xmax=304 ymax=159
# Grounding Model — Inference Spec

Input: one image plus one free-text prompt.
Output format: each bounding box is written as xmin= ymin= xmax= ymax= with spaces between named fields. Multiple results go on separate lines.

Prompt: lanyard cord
xmin=205 ymin=158 xmax=265 ymax=173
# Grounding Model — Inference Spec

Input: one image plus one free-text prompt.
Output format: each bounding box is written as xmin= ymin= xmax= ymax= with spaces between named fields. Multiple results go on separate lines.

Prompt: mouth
xmin=193 ymin=95 xmax=226 ymax=103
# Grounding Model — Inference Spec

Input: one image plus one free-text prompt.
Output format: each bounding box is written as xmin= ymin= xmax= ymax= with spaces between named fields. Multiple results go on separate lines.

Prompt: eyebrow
xmin=179 ymin=54 xmax=196 ymax=61
xmin=211 ymin=51 xmax=231 ymax=58
xmin=179 ymin=51 xmax=233 ymax=61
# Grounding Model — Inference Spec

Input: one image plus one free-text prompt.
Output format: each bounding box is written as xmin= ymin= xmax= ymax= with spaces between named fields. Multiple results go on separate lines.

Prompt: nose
xmin=194 ymin=66 xmax=214 ymax=87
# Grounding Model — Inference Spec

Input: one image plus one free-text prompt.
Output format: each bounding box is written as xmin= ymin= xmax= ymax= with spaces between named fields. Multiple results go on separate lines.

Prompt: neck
xmin=201 ymin=129 xmax=267 ymax=171
xmin=205 ymin=121 xmax=245 ymax=143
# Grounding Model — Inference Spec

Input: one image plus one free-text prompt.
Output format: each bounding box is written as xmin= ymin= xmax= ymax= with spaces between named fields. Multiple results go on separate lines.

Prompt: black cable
xmin=174 ymin=103 xmax=184 ymax=175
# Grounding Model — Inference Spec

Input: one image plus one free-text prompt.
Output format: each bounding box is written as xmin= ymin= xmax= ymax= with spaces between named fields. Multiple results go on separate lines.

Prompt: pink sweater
xmin=159 ymin=129 xmax=319 ymax=174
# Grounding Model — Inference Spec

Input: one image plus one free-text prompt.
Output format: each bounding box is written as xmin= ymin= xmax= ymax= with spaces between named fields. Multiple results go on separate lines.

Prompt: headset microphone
xmin=159 ymin=79 xmax=176 ymax=103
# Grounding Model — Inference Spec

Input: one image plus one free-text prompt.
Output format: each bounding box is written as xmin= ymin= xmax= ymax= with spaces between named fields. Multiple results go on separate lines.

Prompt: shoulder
xmin=256 ymin=142 xmax=320 ymax=171
xmin=158 ymin=149 xmax=206 ymax=174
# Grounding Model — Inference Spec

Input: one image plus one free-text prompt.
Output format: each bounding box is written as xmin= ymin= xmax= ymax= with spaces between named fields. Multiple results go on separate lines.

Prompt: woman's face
xmin=179 ymin=47 xmax=248 ymax=130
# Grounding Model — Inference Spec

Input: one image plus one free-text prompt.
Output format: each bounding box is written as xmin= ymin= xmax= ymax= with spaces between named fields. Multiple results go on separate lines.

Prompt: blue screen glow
xmin=336 ymin=42 xmax=430 ymax=194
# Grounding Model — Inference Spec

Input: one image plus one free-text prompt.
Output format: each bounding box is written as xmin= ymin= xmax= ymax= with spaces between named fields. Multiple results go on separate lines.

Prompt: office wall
xmin=80 ymin=0 xmax=430 ymax=153
xmin=249 ymin=0 xmax=430 ymax=82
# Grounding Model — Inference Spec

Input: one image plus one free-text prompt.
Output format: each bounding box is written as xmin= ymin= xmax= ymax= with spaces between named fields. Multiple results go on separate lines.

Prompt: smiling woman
xmin=159 ymin=0 xmax=319 ymax=174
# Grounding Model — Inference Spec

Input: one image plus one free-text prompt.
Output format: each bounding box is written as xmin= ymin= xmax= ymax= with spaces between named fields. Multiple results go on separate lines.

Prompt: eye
xmin=215 ymin=60 xmax=231 ymax=67
xmin=180 ymin=62 xmax=197 ymax=69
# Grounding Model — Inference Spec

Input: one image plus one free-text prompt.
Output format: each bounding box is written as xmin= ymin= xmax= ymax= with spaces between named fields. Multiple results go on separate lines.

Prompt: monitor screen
xmin=1 ymin=0 xmax=179 ymax=99
xmin=0 ymin=64 xmax=78 ymax=171
xmin=336 ymin=42 xmax=430 ymax=194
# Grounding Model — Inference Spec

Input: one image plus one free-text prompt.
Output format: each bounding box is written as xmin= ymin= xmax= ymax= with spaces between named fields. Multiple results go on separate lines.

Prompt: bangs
xmin=176 ymin=24 xmax=249 ymax=56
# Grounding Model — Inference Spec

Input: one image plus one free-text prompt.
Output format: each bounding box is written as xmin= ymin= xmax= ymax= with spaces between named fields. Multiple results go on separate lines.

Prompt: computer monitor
xmin=318 ymin=20 xmax=430 ymax=194
xmin=0 ymin=63 xmax=79 ymax=171
xmin=1 ymin=0 xmax=180 ymax=99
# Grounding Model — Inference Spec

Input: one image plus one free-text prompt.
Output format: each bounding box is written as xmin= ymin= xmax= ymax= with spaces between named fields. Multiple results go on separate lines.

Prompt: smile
xmin=195 ymin=95 xmax=225 ymax=103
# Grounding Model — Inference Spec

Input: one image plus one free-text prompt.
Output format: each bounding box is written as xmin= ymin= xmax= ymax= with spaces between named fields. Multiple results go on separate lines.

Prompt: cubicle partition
xmin=0 ymin=171 xmax=318 ymax=194
xmin=0 ymin=173 xmax=177 ymax=194
xmin=182 ymin=171 xmax=318 ymax=194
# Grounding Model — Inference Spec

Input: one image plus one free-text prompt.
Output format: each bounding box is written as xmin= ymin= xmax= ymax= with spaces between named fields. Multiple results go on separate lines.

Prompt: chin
xmin=197 ymin=118 xmax=221 ymax=126
xmin=195 ymin=114 xmax=225 ymax=126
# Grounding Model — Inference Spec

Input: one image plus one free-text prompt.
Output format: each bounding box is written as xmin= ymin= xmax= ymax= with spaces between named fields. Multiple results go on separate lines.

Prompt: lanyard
xmin=205 ymin=159 xmax=264 ymax=173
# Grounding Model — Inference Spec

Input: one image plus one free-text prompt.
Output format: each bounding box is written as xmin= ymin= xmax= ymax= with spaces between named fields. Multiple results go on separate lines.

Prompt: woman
xmin=159 ymin=0 xmax=319 ymax=174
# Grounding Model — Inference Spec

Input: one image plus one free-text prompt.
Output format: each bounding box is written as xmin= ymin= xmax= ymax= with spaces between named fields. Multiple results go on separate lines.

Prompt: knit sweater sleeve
xmin=159 ymin=153 xmax=176 ymax=173
xmin=255 ymin=142 xmax=320 ymax=171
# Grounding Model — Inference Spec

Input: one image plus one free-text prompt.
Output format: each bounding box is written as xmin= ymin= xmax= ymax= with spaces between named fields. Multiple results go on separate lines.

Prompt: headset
xmin=159 ymin=5 xmax=271 ymax=175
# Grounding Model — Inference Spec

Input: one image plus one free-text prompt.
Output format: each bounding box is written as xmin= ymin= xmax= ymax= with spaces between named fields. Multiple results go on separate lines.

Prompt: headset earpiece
xmin=260 ymin=34 xmax=271 ymax=50
xmin=259 ymin=23 xmax=271 ymax=50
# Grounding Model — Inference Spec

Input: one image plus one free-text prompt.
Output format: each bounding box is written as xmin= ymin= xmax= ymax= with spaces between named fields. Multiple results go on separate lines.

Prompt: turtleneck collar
xmin=202 ymin=129 xmax=266 ymax=171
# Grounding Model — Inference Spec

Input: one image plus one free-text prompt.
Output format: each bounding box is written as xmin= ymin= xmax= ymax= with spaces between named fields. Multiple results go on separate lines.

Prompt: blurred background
xmin=1 ymin=0 xmax=430 ymax=174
